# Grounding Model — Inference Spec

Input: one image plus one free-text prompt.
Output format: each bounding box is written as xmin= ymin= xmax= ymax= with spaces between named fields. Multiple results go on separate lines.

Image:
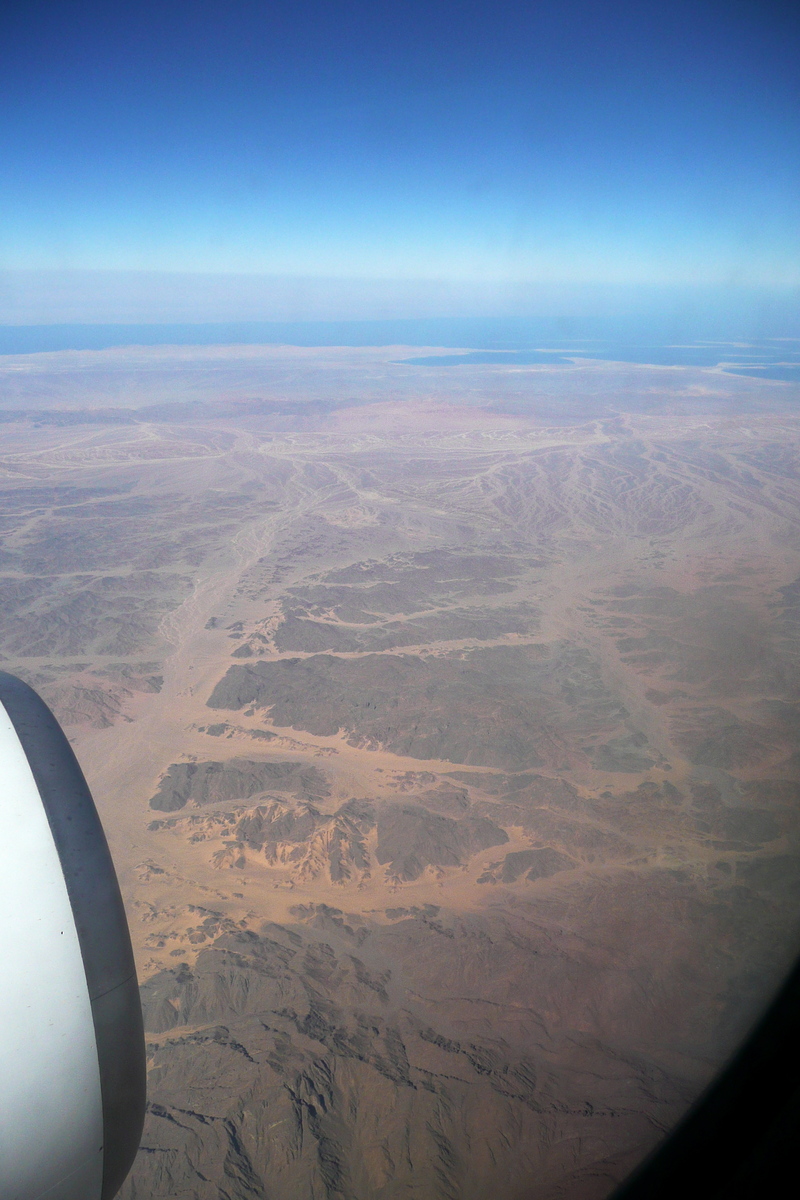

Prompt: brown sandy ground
xmin=1 ymin=345 xmax=799 ymax=1199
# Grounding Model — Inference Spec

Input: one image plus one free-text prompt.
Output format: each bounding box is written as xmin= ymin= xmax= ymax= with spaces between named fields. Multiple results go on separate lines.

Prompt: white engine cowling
xmin=0 ymin=672 xmax=145 ymax=1200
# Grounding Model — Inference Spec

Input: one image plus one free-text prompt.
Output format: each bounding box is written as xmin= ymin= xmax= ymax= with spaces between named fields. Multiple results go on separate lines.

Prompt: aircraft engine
xmin=0 ymin=671 xmax=145 ymax=1200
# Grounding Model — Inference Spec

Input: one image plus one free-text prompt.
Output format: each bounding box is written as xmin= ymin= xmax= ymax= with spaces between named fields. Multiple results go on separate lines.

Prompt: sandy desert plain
xmin=2 ymin=341 xmax=800 ymax=1200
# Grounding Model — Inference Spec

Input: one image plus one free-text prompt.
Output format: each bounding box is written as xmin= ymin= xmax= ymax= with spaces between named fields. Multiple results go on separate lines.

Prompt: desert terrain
xmin=1 ymin=342 xmax=799 ymax=1199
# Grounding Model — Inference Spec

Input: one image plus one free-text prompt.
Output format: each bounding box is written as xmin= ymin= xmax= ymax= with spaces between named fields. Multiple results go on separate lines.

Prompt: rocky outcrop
xmin=207 ymin=643 xmax=640 ymax=772
xmin=148 ymin=758 xmax=330 ymax=812
xmin=121 ymin=904 xmax=708 ymax=1200
xmin=375 ymin=804 xmax=508 ymax=881
xmin=478 ymin=846 xmax=575 ymax=884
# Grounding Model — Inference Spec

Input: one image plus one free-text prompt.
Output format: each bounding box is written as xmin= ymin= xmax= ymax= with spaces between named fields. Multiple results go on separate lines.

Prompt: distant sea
xmin=0 ymin=319 xmax=798 ymax=377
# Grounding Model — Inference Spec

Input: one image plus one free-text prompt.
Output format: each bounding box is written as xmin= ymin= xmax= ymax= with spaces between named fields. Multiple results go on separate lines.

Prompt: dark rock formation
xmin=375 ymin=804 xmax=508 ymax=881
xmin=479 ymin=847 xmax=575 ymax=884
xmin=207 ymin=644 xmax=636 ymax=771
xmin=148 ymin=758 xmax=330 ymax=812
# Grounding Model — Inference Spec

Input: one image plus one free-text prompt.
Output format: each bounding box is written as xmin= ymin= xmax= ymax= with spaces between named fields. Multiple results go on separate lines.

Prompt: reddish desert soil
xmin=1 ymin=344 xmax=799 ymax=1200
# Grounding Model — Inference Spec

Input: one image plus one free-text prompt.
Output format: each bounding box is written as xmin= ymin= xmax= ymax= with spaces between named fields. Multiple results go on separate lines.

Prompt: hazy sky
xmin=1 ymin=0 xmax=798 ymax=322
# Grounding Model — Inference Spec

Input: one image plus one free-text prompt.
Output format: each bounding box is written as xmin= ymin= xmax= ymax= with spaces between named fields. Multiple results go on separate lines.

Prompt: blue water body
xmin=0 ymin=319 xmax=596 ymax=355
xmin=0 ymin=320 xmax=797 ymax=375
xmin=402 ymin=346 xmax=800 ymax=371
xmin=721 ymin=366 xmax=800 ymax=382
xmin=401 ymin=351 xmax=573 ymax=366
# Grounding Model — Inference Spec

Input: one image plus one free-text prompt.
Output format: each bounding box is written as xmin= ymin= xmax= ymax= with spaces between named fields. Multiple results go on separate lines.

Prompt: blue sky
xmin=1 ymin=0 xmax=798 ymax=323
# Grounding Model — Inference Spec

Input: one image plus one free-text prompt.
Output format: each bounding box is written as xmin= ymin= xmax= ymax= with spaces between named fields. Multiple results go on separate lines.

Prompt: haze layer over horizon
xmin=1 ymin=0 xmax=798 ymax=329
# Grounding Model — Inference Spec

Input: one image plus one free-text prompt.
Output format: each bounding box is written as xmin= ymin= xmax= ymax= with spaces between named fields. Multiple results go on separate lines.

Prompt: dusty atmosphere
xmin=2 ymin=343 xmax=800 ymax=1200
